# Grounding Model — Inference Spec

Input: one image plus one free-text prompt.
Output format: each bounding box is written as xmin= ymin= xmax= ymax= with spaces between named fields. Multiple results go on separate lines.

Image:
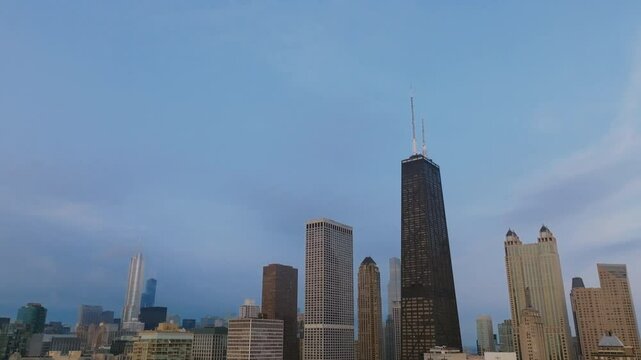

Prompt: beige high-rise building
xmin=477 ymin=315 xmax=495 ymax=354
xmin=131 ymin=323 xmax=193 ymax=360
xmin=227 ymin=318 xmax=283 ymax=360
xmin=358 ymin=257 xmax=383 ymax=360
xmin=304 ymin=218 xmax=354 ymax=360
xmin=504 ymin=226 xmax=573 ymax=360
xmin=519 ymin=290 xmax=549 ymax=360
xmin=571 ymin=264 xmax=641 ymax=360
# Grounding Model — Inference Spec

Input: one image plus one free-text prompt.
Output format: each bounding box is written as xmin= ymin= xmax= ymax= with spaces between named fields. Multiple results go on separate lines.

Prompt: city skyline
xmin=2 ymin=1 xmax=641 ymax=349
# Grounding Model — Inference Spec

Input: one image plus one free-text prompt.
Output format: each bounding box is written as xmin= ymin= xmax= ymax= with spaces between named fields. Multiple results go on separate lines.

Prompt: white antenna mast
xmin=410 ymin=96 xmax=417 ymax=155
xmin=421 ymin=117 xmax=427 ymax=156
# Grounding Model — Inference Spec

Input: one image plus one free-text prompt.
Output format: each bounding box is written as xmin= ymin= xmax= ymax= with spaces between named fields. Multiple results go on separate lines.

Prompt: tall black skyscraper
xmin=400 ymin=98 xmax=461 ymax=359
xmin=140 ymin=278 xmax=157 ymax=309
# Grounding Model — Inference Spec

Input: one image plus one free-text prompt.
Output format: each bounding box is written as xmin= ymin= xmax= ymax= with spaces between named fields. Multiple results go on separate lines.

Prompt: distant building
xmin=386 ymin=257 xmax=401 ymax=360
xmin=497 ymin=320 xmax=514 ymax=353
xmin=139 ymin=307 xmax=167 ymax=331
xmin=131 ymin=323 xmax=193 ymax=360
xmin=227 ymin=318 xmax=283 ymax=360
xmin=504 ymin=227 xmax=573 ymax=360
xmin=0 ymin=318 xmax=9 ymax=327
xmin=191 ymin=327 xmax=227 ymax=360
xmin=590 ymin=333 xmax=635 ymax=360
xmin=166 ymin=314 xmax=181 ymax=327
xmin=123 ymin=253 xmax=144 ymax=323
xmin=238 ymin=300 xmax=260 ymax=320
xmin=48 ymin=335 xmax=83 ymax=355
xmin=100 ymin=311 xmax=115 ymax=325
xmin=261 ymin=263 xmax=298 ymax=360
xmin=476 ymin=315 xmax=495 ymax=354
xmin=304 ymin=218 xmax=354 ymax=360
xmin=483 ymin=353 xmax=517 ymax=360
xmin=16 ymin=303 xmax=47 ymax=333
xmin=423 ymin=347 xmax=466 ymax=360
xmin=358 ymin=257 xmax=383 ymax=360
xmin=140 ymin=279 xmax=157 ymax=309
xmin=182 ymin=319 xmax=196 ymax=330
xmin=78 ymin=305 xmax=103 ymax=327
xmin=571 ymin=264 xmax=641 ymax=360
xmin=121 ymin=321 xmax=144 ymax=332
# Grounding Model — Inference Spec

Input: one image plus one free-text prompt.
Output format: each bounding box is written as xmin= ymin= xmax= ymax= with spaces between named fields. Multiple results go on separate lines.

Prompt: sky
xmin=1 ymin=0 xmax=641 ymax=347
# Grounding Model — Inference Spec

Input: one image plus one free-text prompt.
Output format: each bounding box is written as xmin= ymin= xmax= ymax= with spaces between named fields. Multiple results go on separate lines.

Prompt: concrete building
xmin=358 ymin=257 xmax=383 ymax=360
xmin=498 ymin=320 xmax=514 ymax=353
xmin=227 ymin=318 xmax=283 ymax=360
xmin=571 ymin=264 xmax=641 ymax=360
xmin=16 ymin=303 xmax=47 ymax=333
xmin=504 ymin=227 xmax=573 ymax=360
xmin=476 ymin=315 xmax=495 ymax=354
xmin=139 ymin=307 xmax=167 ymax=331
xmin=261 ymin=263 xmax=298 ymax=360
xmin=304 ymin=218 xmax=354 ymax=360
xmin=401 ymin=131 xmax=462 ymax=358
xmin=589 ymin=333 xmax=635 ymax=360
xmin=131 ymin=323 xmax=193 ymax=360
xmin=191 ymin=327 xmax=227 ymax=360
xmin=77 ymin=306 xmax=103 ymax=327
xmin=518 ymin=290 xmax=548 ymax=360
xmin=122 ymin=253 xmax=144 ymax=323
xmin=238 ymin=300 xmax=259 ymax=320
xmin=140 ymin=279 xmax=157 ymax=309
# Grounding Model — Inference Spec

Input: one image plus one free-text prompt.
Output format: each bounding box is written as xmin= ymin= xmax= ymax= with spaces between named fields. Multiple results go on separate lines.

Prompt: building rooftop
xmin=361 ymin=257 xmax=376 ymax=266
xmin=598 ymin=334 xmax=625 ymax=348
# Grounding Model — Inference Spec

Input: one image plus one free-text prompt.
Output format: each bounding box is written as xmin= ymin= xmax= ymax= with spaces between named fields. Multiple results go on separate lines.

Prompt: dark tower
xmin=262 ymin=264 xmax=299 ymax=360
xmin=400 ymin=97 xmax=461 ymax=359
xmin=140 ymin=278 xmax=157 ymax=309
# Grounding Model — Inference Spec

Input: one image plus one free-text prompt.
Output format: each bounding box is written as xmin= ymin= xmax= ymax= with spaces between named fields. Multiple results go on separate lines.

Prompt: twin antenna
xmin=410 ymin=95 xmax=427 ymax=157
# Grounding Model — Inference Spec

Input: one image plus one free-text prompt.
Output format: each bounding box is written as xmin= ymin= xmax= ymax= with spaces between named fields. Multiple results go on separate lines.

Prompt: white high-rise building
xmin=387 ymin=257 xmax=401 ymax=317
xmin=123 ymin=253 xmax=144 ymax=323
xmin=476 ymin=315 xmax=495 ymax=354
xmin=238 ymin=299 xmax=260 ymax=319
xmin=387 ymin=257 xmax=401 ymax=360
xmin=304 ymin=218 xmax=354 ymax=360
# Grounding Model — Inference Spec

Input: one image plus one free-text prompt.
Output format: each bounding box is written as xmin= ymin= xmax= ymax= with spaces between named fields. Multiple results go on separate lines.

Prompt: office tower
xmin=476 ymin=315 xmax=495 ymax=354
xmin=571 ymin=264 xmax=641 ymax=359
xmin=392 ymin=302 xmax=401 ymax=360
xmin=192 ymin=327 xmax=228 ymax=360
xmin=139 ymin=307 xmax=168 ymax=331
xmin=123 ymin=253 xmax=145 ymax=323
xmin=386 ymin=257 xmax=401 ymax=360
xmin=401 ymin=101 xmax=462 ymax=359
xmin=304 ymin=218 xmax=354 ymax=360
xmin=101 ymin=311 xmax=114 ymax=324
xmin=131 ymin=323 xmax=193 ymax=360
xmin=261 ymin=263 xmax=298 ymax=360
xmin=182 ymin=319 xmax=196 ymax=330
xmin=518 ymin=290 xmax=548 ymax=360
xmin=505 ymin=227 xmax=572 ymax=360
xmin=140 ymin=279 xmax=157 ymax=309
xmin=590 ymin=333 xmax=635 ymax=359
xmin=16 ymin=303 xmax=47 ymax=333
xmin=238 ymin=300 xmax=260 ymax=319
xmin=498 ymin=320 xmax=514 ymax=352
xmin=227 ymin=318 xmax=283 ymax=359
xmin=358 ymin=257 xmax=383 ymax=360
xmin=77 ymin=305 xmax=103 ymax=327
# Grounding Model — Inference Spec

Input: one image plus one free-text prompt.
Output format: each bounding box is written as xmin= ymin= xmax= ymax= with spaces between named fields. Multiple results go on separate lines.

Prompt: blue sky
xmin=1 ymin=1 xmax=641 ymax=347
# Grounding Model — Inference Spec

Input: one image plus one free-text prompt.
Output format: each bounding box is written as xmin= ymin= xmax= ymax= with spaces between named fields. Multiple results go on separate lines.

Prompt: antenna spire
xmin=421 ymin=117 xmax=427 ymax=156
xmin=410 ymin=96 xmax=417 ymax=155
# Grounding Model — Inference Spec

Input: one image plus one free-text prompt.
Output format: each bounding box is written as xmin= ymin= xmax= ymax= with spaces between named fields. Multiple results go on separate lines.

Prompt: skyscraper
xmin=140 ymin=278 xmax=157 ymax=309
xmin=571 ymin=264 xmax=641 ymax=359
xmin=476 ymin=315 xmax=495 ymax=354
xmin=388 ymin=257 xmax=401 ymax=318
xmin=16 ymin=303 xmax=47 ymax=333
xmin=238 ymin=299 xmax=260 ymax=319
xmin=261 ymin=263 xmax=298 ymax=360
xmin=386 ymin=257 xmax=401 ymax=360
xmin=304 ymin=218 xmax=354 ymax=360
xmin=77 ymin=305 xmax=103 ymax=327
xmin=504 ymin=227 xmax=573 ymax=360
xmin=358 ymin=257 xmax=383 ymax=360
xmin=401 ymin=99 xmax=462 ymax=359
xmin=123 ymin=253 xmax=144 ymax=323
xmin=227 ymin=318 xmax=283 ymax=360
xmin=498 ymin=320 xmax=514 ymax=353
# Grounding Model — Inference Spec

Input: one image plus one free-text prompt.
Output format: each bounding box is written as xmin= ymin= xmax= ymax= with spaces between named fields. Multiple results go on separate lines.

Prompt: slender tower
xmin=262 ymin=264 xmax=299 ymax=360
xmin=386 ymin=257 xmax=401 ymax=360
xmin=401 ymin=97 xmax=462 ymax=359
xmin=123 ymin=253 xmax=144 ymax=322
xmin=304 ymin=218 xmax=354 ymax=360
xmin=358 ymin=257 xmax=383 ymax=360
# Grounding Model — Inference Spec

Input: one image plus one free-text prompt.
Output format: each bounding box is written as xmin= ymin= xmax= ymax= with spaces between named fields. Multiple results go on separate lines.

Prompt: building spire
xmin=421 ymin=117 xmax=427 ymax=156
xmin=410 ymin=95 xmax=417 ymax=155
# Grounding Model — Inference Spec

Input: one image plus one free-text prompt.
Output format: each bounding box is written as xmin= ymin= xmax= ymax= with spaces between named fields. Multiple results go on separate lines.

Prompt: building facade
xmin=227 ymin=318 xmax=283 ymax=360
xmin=590 ymin=334 xmax=635 ymax=360
xmin=77 ymin=305 xmax=103 ymax=327
xmin=238 ymin=300 xmax=260 ymax=320
xmin=16 ymin=303 xmax=47 ymax=333
xmin=401 ymin=151 xmax=462 ymax=359
xmin=504 ymin=227 xmax=573 ymax=360
xmin=358 ymin=257 xmax=383 ymax=360
xmin=477 ymin=315 xmax=495 ymax=354
xmin=123 ymin=253 xmax=144 ymax=323
xmin=498 ymin=320 xmax=514 ymax=353
xmin=304 ymin=218 xmax=354 ymax=360
xmin=571 ymin=264 xmax=641 ymax=360
xmin=131 ymin=323 xmax=193 ymax=360
xmin=191 ymin=327 xmax=227 ymax=360
xmin=261 ymin=263 xmax=298 ymax=360
xmin=387 ymin=257 xmax=401 ymax=360
xmin=140 ymin=279 xmax=157 ymax=309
